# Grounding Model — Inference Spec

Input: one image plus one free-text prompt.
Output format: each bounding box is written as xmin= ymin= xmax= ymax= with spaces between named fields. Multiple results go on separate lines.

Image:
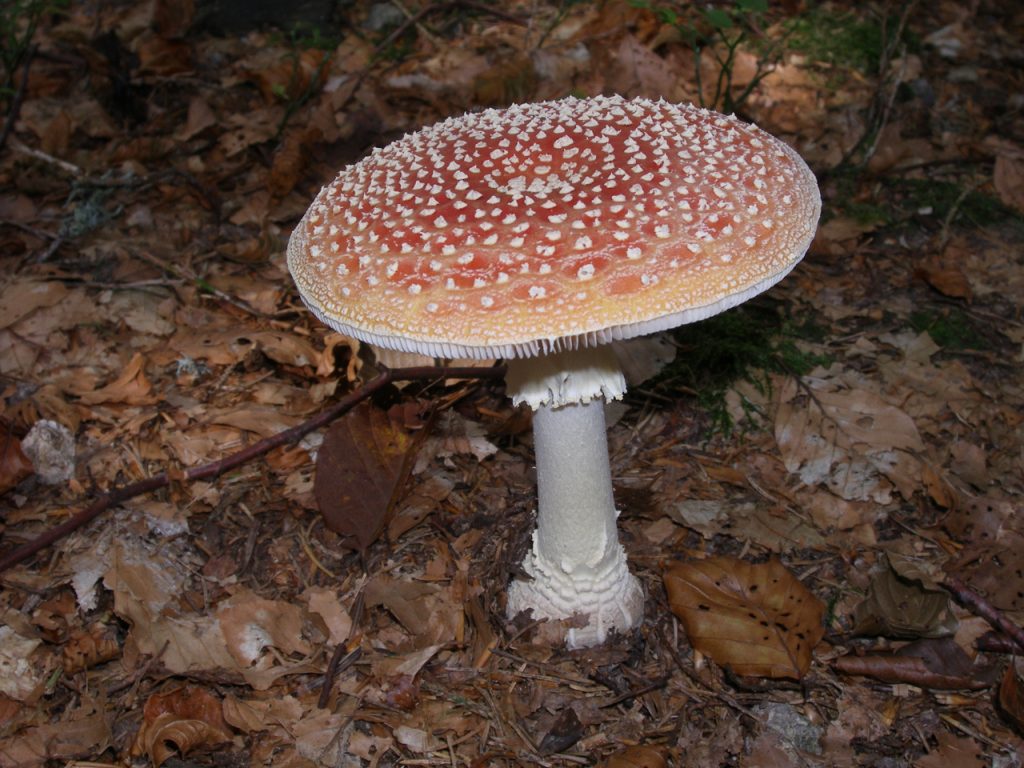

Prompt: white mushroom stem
xmin=505 ymin=347 xmax=643 ymax=648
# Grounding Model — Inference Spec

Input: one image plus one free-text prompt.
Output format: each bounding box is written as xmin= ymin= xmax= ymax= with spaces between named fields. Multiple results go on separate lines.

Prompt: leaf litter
xmin=1 ymin=0 xmax=1024 ymax=766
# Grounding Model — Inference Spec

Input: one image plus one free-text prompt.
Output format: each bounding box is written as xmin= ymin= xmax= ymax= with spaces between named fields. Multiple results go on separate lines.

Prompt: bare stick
xmin=943 ymin=575 xmax=1024 ymax=654
xmin=0 ymin=364 xmax=505 ymax=574
xmin=0 ymin=44 xmax=36 ymax=152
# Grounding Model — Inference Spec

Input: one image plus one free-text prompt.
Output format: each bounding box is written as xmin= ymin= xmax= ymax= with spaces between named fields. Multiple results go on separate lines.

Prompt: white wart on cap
xmin=288 ymin=95 xmax=821 ymax=360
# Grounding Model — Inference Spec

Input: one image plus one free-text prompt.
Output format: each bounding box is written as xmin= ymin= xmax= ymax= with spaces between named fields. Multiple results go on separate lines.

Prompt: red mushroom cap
xmin=288 ymin=95 xmax=820 ymax=359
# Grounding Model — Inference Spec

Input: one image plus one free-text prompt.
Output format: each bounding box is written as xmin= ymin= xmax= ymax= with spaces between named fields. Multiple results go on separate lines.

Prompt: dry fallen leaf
xmin=0 ymin=626 xmax=47 ymax=702
xmin=131 ymin=686 xmax=232 ymax=766
xmin=538 ymin=707 xmax=584 ymax=755
xmin=664 ymin=556 xmax=825 ymax=679
xmin=998 ymin=658 xmax=1024 ymax=733
xmin=363 ymin=575 xmax=462 ymax=650
xmin=915 ymin=265 xmax=973 ymax=301
xmin=913 ymin=730 xmax=986 ymax=768
xmin=0 ymin=279 xmax=68 ymax=329
xmin=986 ymin=137 xmax=1024 ymax=214
xmin=833 ymin=638 xmax=999 ymax=690
xmin=218 ymin=591 xmax=312 ymax=667
xmin=0 ymin=427 xmax=33 ymax=494
xmin=314 ymin=402 xmax=416 ymax=550
xmin=132 ymin=705 xmax=232 ymax=767
xmin=596 ymin=745 xmax=668 ymax=767
xmin=75 ymin=352 xmax=157 ymax=406
xmin=851 ymin=558 xmax=958 ymax=638
xmin=945 ymin=497 xmax=1024 ymax=612
xmin=774 ymin=372 xmax=924 ymax=503
xmin=62 ymin=623 xmax=120 ymax=674
xmin=0 ymin=699 xmax=112 ymax=765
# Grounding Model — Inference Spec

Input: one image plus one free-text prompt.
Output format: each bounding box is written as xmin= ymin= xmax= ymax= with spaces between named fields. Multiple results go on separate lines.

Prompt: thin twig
xmin=0 ymin=364 xmax=505 ymax=575
xmin=938 ymin=179 xmax=983 ymax=251
xmin=374 ymin=1 xmax=527 ymax=58
xmin=8 ymin=137 xmax=82 ymax=176
xmin=319 ymin=585 xmax=366 ymax=709
xmin=0 ymin=44 xmax=36 ymax=152
xmin=597 ymin=676 xmax=669 ymax=708
xmin=132 ymin=249 xmax=265 ymax=318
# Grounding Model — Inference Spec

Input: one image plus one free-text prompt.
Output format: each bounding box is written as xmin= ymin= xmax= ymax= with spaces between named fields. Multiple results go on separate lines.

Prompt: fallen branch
xmin=0 ymin=364 xmax=505 ymax=574
xmin=943 ymin=575 xmax=1024 ymax=654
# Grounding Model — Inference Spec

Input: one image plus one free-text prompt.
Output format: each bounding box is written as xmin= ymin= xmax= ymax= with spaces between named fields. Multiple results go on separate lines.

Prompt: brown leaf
xmin=922 ymin=464 xmax=959 ymax=509
xmin=0 ymin=705 xmax=112 ymax=765
xmin=170 ymin=328 xmax=319 ymax=367
xmin=989 ymin=139 xmax=1024 ymax=214
xmin=62 ymin=623 xmax=121 ymax=674
xmin=269 ymin=127 xmax=313 ymax=199
xmin=153 ymin=0 xmax=194 ymax=38
xmin=363 ymin=575 xmax=461 ymax=649
xmin=131 ymin=686 xmax=232 ymax=765
xmin=177 ymin=96 xmax=216 ymax=141
xmin=913 ymin=731 xmax=985 ymax=768
xmin=597 ymin=745 xmax=668 ymax=768
xmin=237 ymin=47 xmax=325 ymax=103
xmin=538 ymin=708 xmax=583 ymax=755
xmin=133 ymin=713 xmax=232 ymax=766
xmin=949 ymin=442 xmax=988 ymax=488
xmin=75 ymin=352 xmax=157 ymax=405
xmin=664 ymin=556 xmax=824 ymax=679
xmin=998 ymin=659 xmax=1024 ymax=733
xmin=945 ymin=497 xmax=1024 ymax=611
xmin=0 ymin=696 xmax=20 ymax=728
xmin=833 ymin=638 xmax=998 ymax=690
xmin=315 ymin=402 xmax=416 ymax=550
xmin=915 ymin=266 xmax=973 ymax=301
xmin=217 ymin=592 xmax=311 ymax=666
xmin=0 ymin=427 xmax=33 ymax=494
xmin=0 ymin=279 xmax=68 ymax=329
xmin=141 ymin=685 xmax=229 ymax=731
xmin=852 ymin=558 xmax=958 ymax=638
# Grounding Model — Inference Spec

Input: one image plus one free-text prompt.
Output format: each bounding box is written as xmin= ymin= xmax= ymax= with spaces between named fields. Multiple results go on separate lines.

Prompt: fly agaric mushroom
xmin=288 ymin=95 xmax=821 ymax=647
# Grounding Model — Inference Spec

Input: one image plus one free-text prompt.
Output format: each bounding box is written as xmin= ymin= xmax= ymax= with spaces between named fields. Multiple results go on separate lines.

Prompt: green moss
xmin=890 ymin=179 xmax=1021 ymax=227
xmin=785 ymin=6 xmax=905 ymax=74
xmin=650 ymin=301 xmax=832 ymax=434
xmin=909 ymin=309 xmax=988 ymax=351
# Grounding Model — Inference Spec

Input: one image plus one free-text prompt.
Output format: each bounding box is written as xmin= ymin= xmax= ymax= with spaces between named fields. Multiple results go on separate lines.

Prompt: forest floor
xmin=1 ymin=0 xmax=1023 ymax=766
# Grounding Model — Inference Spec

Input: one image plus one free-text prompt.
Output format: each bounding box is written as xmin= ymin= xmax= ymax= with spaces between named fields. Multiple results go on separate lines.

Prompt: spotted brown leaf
xmin=664 ymin=556 xmax=824 ymax=679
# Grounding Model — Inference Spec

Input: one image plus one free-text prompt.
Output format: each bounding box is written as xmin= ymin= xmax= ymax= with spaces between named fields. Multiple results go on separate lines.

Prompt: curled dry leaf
xmin=832 ymin=638 xmax=999 ymax=691
xmin=62 ymin=623 xmax=120 ymax=674
xmin=664 ymin=556 xmax=825 ymax=679
xmin=133 ymin=712 xmax=233 ymax=766
xmin=131 ymin=686 xmax=232 ymax=766
xmin=597 ymin=745 xmax=668 ymax=768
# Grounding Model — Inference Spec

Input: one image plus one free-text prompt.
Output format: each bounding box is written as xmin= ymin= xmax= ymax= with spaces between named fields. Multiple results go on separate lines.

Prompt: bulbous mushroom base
xmin=507 ymin=539 xmax=644 ymax=649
